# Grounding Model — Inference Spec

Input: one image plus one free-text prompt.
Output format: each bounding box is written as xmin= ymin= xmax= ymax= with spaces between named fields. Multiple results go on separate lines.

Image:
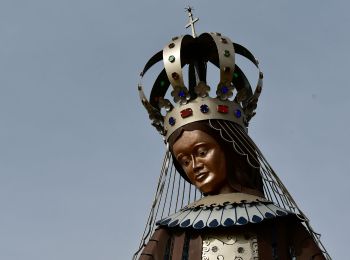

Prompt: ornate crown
xmin=138 ymin=8 xmax=263 ymax=140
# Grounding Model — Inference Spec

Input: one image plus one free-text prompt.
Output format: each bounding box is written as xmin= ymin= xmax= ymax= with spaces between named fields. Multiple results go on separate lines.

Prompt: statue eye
xmin=197 ymin=148 xmax=208 ymax=157
xmin=181 ymin=157 xmax=191 ymax=167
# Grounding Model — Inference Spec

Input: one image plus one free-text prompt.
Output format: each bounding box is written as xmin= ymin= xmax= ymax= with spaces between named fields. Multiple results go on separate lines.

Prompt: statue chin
xmin=198 ymin=182 xmax=236 ymax=196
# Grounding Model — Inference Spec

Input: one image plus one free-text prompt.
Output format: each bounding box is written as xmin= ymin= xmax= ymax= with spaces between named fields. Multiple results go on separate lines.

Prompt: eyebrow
xmin=175 ymin=142 xmax=208 ymax=160
xmin=191 ymin=142 xmax=208 ymax=153
xmin=176 ymin=153 xmax=184 ymax=161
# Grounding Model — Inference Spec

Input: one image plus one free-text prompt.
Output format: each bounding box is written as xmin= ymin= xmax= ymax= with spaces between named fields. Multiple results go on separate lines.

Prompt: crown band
xmin=164 ymin=97 xmax=246 ymax=139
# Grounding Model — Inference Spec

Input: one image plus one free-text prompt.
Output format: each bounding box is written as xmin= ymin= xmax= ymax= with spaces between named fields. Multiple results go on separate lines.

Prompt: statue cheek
xmin=209 ymin=151 xmax=226 ymax=171
xmin=185 ymin=169 xmax=196 ymax=183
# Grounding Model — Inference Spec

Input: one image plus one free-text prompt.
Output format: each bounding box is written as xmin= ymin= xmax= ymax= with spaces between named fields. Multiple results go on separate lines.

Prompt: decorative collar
xmin=157 ymin=193 xmax=295 ymax=230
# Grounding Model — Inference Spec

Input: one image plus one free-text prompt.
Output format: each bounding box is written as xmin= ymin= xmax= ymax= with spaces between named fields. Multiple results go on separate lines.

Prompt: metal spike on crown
xmin=138 ymin=7 xmax=263 ymax=140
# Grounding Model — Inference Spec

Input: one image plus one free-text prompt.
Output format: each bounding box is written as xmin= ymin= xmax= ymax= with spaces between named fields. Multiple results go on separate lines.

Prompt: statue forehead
xmin=172 ymin=129 xmax=219 ymax=154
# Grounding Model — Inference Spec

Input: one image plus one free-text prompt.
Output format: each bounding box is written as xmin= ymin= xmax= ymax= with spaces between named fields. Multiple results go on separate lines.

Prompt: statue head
xmin=172 ymin=129 xmax=229 ymax=195
xmin=169 ymin=120 xmax=264 ymax=197
xmin=138 ymin=26 xmax=264 ymax=197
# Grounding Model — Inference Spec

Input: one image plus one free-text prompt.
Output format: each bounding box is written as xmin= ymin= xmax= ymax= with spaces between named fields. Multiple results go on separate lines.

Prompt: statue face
xmin=172 ymin=130 xmax=231 ymax=195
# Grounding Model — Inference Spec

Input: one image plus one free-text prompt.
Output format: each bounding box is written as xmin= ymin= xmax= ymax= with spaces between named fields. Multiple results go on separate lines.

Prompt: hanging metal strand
xmin=149 ymin=150 xmax=172 ymax=235
xmin=160 ymin=160 xmax=174 ymax=220
xmin=168 ymin=163 xmax=177 ymax=216
xmin=181 ymin=177 xmax=186 ymax=208
xmin=175 ymin=168 xmax=182 ymax=212
xmin=133 ymin=149 xmax=171 ymax=260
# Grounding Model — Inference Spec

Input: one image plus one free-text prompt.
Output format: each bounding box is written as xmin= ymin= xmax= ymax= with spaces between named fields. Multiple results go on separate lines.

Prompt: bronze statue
xmin=134 ymin=8 xmax=330 ymax=260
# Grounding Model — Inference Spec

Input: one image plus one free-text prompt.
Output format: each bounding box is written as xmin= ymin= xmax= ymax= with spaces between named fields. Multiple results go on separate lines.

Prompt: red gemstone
xmin=180 ymin=108 xmax=193 ymax=118
xmin=172 ymin=72 xmax=179 ymax=80
xmin=217 ymin=105 xmax=229 ymax=113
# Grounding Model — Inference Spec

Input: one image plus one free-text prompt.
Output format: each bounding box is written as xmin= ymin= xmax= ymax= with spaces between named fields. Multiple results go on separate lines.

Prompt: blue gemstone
xmin=168 ymin=117 xmax=176 ymax=126
xmin=221 ymin=86 xmax=229 ymax=94
xmin=178 ymin=90 xmax=186 ymax=97
xmin=193 ymin=220 xmax=205 ymax=229
xmin=200 ymin=104 xmax=209 ymax=113
xmin=235 ymin=109 xmax=242 ymax=118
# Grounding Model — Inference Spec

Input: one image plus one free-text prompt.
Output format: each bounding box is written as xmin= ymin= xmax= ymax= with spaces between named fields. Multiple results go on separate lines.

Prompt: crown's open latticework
xmin=138 ymin=31 xmax=263 ymax=139
xmin=134 ymin=9 xmax=330 ymax=260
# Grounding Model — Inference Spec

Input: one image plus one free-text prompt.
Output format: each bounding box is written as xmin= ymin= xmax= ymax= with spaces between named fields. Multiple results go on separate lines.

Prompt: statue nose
xmin=191 ymin=155 xmax=203 ymax=171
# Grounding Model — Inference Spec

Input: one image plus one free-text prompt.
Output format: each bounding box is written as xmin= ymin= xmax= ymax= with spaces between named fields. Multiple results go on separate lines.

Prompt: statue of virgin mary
xmin=134 ymin=8 xmax=330 ymax=260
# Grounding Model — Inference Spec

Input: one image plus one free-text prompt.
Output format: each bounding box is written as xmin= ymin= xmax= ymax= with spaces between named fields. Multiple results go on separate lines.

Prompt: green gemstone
xmin=160 ymin=80 xmax=165 ymax=86
xmin=233 ymin=72 xmax=239 ymax=78
xmin=168 ymin=55 xmax=175 ymax=63
xmin=224 ymin=50 xmax=230 ymax=57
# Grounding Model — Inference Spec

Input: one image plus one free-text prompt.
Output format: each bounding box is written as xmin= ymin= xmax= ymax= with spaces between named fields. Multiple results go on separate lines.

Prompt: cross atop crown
xmin=138 ymin=7 xmax=264 ymax=139
xmin=185 ymin=6 xmax=199 ymax=37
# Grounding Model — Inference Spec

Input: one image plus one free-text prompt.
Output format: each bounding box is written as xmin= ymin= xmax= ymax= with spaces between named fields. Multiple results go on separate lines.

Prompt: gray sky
xmin=0 ymin=0 xmax=348 ymax=259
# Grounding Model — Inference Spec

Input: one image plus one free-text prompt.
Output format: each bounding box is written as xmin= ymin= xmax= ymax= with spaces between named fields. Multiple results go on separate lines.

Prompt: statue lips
xmin=195 ymin=171 xmax=209 ymax=182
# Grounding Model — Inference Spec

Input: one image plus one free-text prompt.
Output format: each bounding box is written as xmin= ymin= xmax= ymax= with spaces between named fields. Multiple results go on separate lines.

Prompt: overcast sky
xmin=0 ymin=0 xmax=348 ymax=259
